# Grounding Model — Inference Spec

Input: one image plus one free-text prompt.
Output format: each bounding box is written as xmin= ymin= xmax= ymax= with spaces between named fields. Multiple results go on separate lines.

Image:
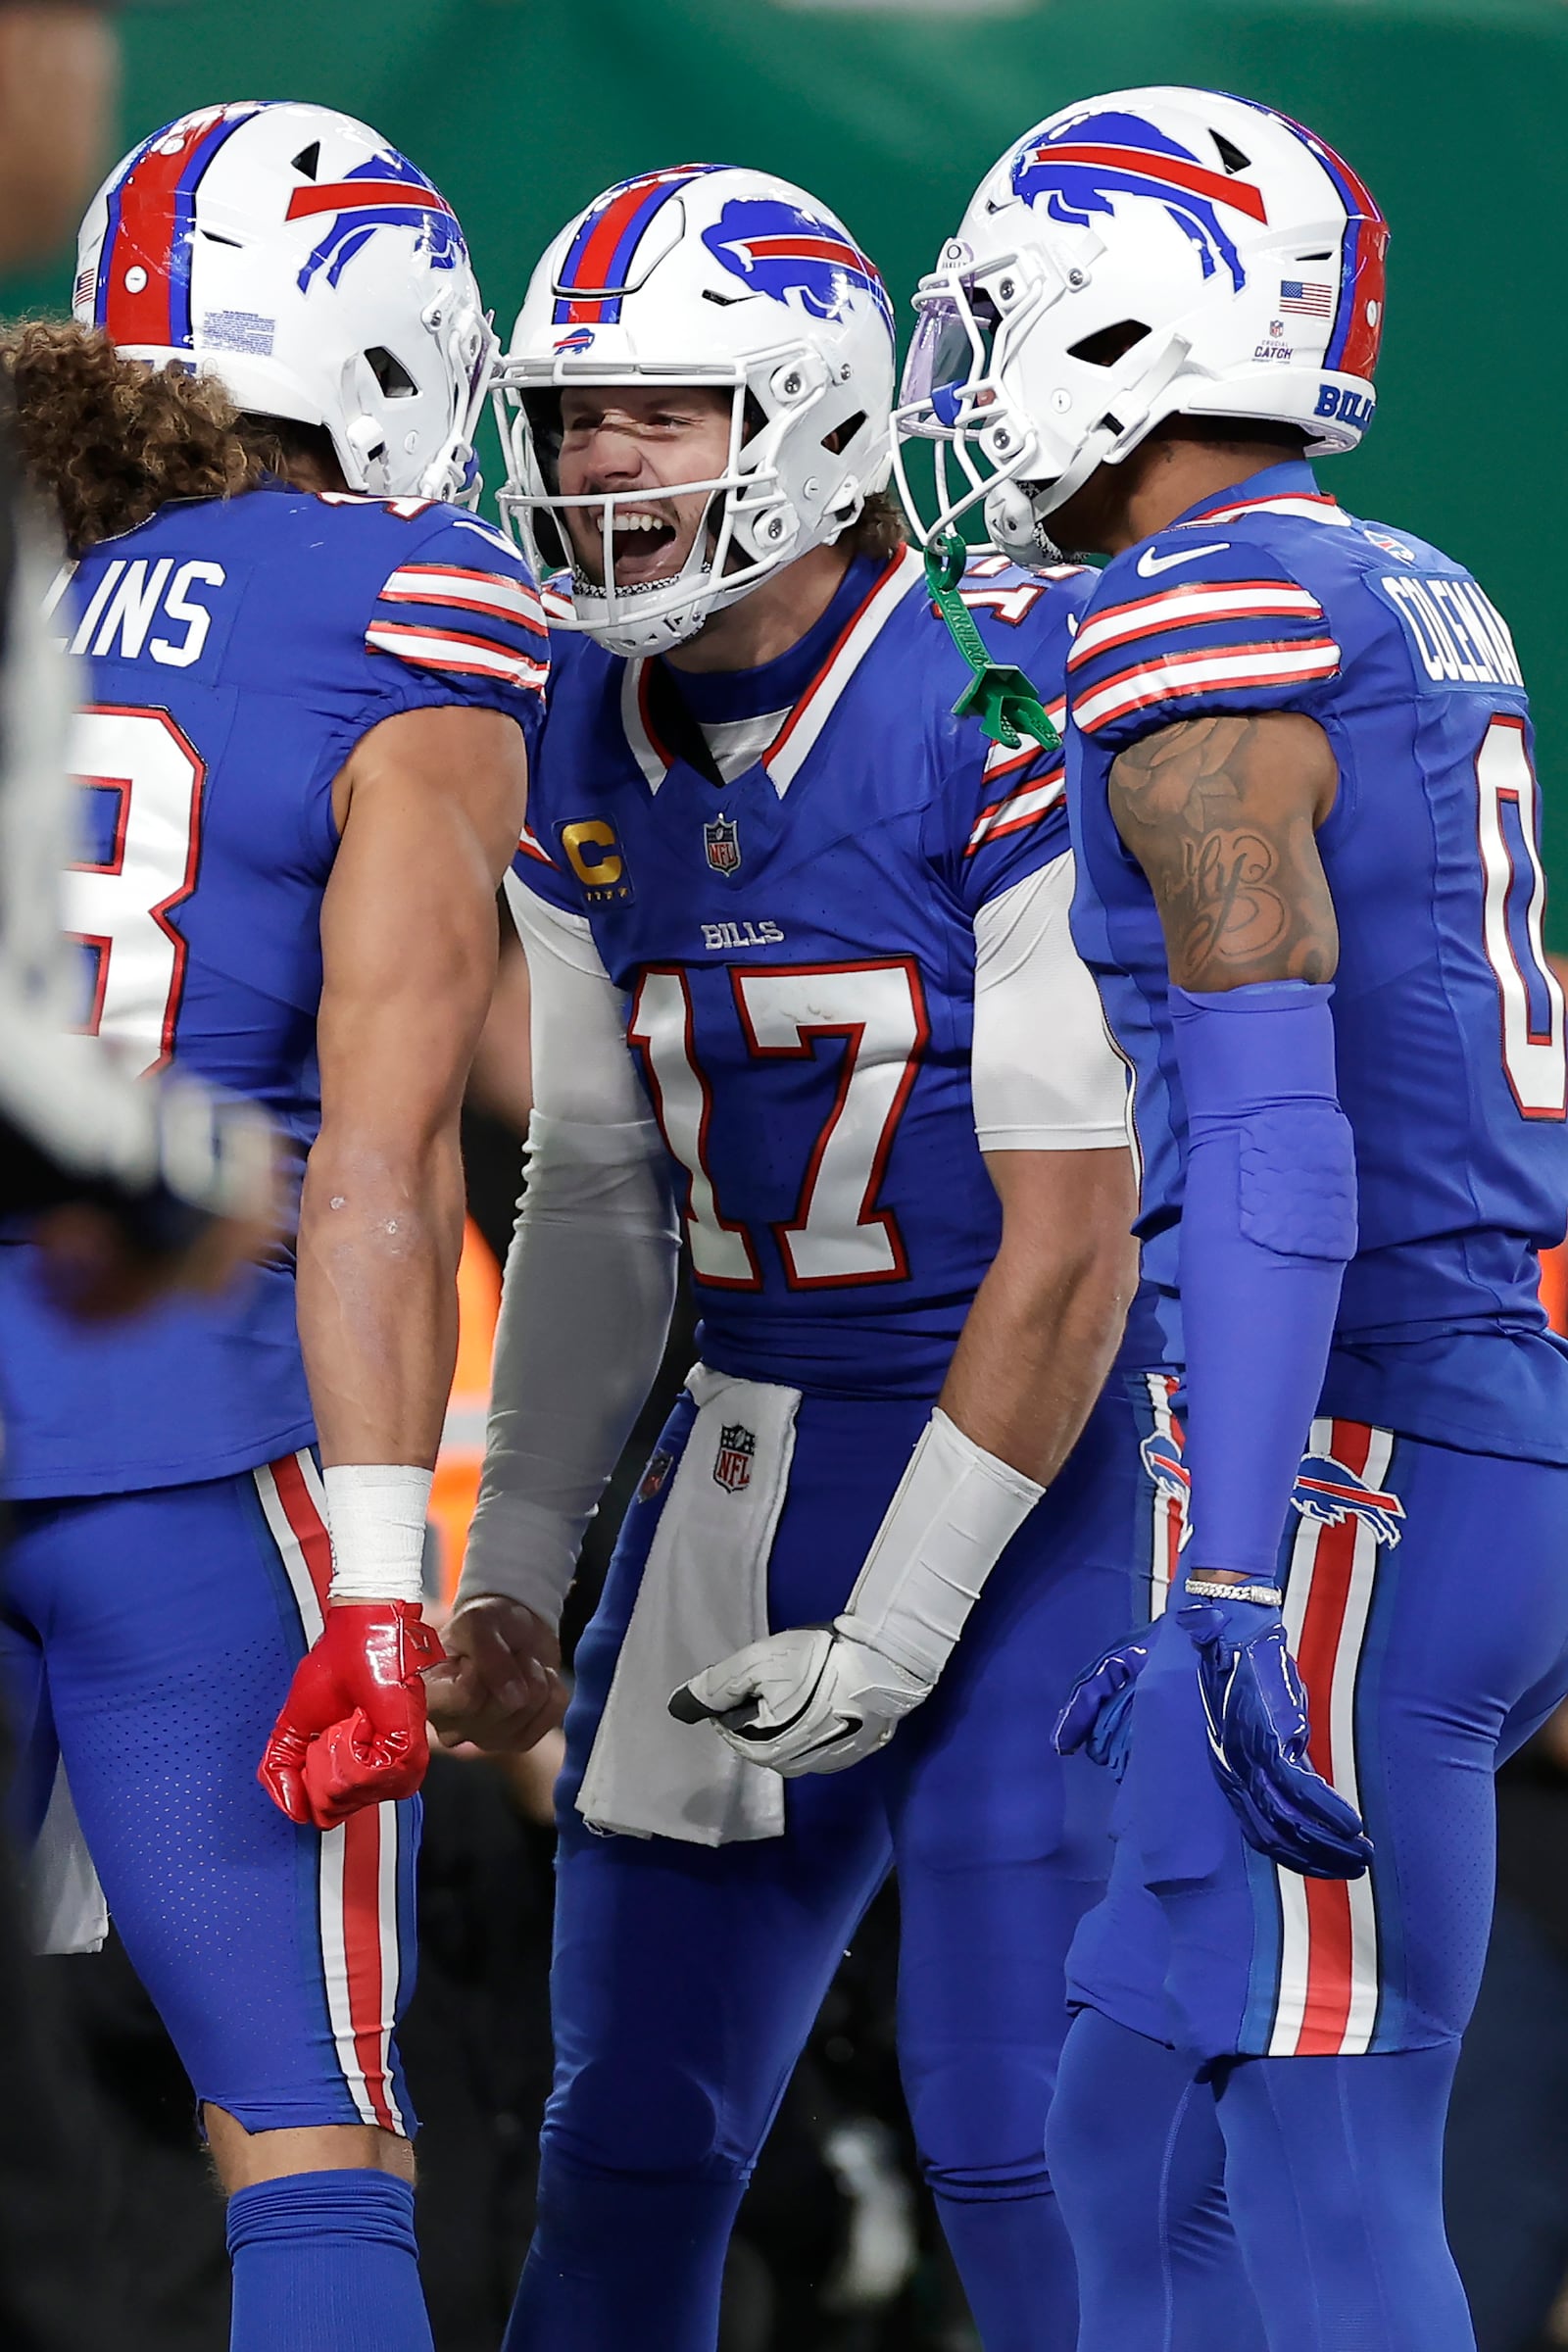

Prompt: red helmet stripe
xmin=102 ymin=117 xmax=222 ymax=346
xmin=567 ymin=172 xmax=686 ymax=300
xmin=737 ymin=233 xmax=873 ymax=272
xmin=1032 ymin=143 xmax=1269 ymax=223
xmin=285 ymin=178 xmax=455 ymax=222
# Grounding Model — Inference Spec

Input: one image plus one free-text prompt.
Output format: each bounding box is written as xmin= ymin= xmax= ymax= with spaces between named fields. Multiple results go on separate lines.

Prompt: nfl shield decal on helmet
xmin=705 ymin=813 xmax=742 ymax=877
xmin=713 ymin=1424 xmax=756 ymax=1494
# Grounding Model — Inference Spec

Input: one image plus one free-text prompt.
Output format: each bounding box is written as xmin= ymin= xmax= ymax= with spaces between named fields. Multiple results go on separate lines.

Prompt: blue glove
xmin=1054 ymin=1627 xmax=1155 ymax=1778
xmin=1176 ymin=1591 xmax=1373 ymax=1881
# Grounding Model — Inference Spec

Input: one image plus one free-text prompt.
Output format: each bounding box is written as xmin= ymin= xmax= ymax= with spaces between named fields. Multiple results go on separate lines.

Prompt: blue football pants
xmin=1054 ymin=1421 xmax=1568 ymax=2352
xmin=2 ymin=1449 xmax=418 ymax=2135
xmin=506 ymin=1383 xmax=1146 ymax=2352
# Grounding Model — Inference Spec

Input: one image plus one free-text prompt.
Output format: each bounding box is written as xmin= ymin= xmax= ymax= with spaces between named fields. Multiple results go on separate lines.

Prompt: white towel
xmin=576 ymin=1363 xmax=800 ymax=1844
xmin=27 ymin=1760 xmax=107 ymax=1955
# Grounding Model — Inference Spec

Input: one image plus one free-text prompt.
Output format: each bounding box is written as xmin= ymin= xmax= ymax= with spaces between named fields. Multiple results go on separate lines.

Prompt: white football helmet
xmin=494 ymin=165 xmax=896 ymax=657
xmin=892 ymin=88 xmax=1388 ymax=560
xmin=75 ymin=100 xmax=497 ymax=502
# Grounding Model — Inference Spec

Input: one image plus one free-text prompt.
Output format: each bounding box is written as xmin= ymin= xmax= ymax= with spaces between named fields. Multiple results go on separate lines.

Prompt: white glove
xmin=670 ymin=1408 xmax=1045 ymax=1778
xmin=671 ymin=1624 xmax=931 ymax=1777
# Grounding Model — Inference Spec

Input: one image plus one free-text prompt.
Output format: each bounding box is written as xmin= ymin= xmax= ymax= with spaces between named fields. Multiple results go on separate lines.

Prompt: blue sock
xmin=931 ymin=2182 xmax=1077 ymax=2352
xmin=1050 ymin=2008 xmax=1266 ymax=2352
xmin=1217 ymin=2043 xmax=1474 ymax=2352
xmin=226 ymin=2170 xmax=433 ymax=2352
xmin=503 ymin=2148 xmax=746 ymax=2352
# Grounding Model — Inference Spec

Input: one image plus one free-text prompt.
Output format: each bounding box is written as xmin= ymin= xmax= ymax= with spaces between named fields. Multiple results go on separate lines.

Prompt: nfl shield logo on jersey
xmin=637 ymin=1449 xmax=674 ymax=1504
xmin=704 ymin=814 xmax=741 ymax=877
xmin=713 ymin=1423 xmax=756 ymax=1494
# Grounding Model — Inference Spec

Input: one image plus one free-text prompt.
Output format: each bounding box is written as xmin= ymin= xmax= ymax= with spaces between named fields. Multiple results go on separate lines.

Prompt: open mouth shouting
xmin=576 ymin=500 xmax=691 ymax=589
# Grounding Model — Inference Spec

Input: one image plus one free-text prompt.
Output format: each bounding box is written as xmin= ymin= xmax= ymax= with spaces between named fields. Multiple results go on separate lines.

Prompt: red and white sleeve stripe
xmin=515 ymin=819 xmax=557 ymax=868
xmin=965 ymin=702 xmax=1067 ymax=857
xmin=1073 ymin=637 xmax=1342 ymax=736
xmin=1067 ymin=580 xmax=1325 ymax=668
xmin=377 ymin=563 xmax=548 ymax=634
xmin=367 ymin=560 xmax=548 ymax=695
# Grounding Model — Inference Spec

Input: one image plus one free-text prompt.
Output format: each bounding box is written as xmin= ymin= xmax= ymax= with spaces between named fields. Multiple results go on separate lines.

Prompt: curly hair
xmin=0 ymin=321 xmax=268 ymax=555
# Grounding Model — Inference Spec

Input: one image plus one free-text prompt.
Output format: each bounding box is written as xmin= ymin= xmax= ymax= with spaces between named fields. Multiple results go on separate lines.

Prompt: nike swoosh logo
xmin=1136 ymin=541 xmax=1231 ymax=577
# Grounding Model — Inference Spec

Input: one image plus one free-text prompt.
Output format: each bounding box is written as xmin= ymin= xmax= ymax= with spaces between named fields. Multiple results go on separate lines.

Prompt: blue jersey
xmin=1066 ymin=460 xmax=1568 ymax=1463
xmin=0 ymin=484 xmax=547 ymax=1497
xmin=519 ymin=545 xmax=1092 ymax=1398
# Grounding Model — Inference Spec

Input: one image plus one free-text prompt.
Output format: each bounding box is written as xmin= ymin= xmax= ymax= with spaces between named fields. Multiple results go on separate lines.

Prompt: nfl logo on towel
xmin=713 ymin=1423 xmax=756 ymax=1493
xmin=704 ymin=814 xmax=742 ymax=877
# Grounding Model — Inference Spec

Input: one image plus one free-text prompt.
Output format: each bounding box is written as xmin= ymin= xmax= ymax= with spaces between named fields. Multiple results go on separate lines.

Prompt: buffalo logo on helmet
xmin=713 ymin=1424 xmax=757 ymax=1494
xmin=289 ymin=149 xmax=467 ymax=294
xmin=1289 ymin=1453 xmax=1405 ymax=1548
xmin=1010 ymin=109 xmax=1267 ymax=294
xmin=702 ymin=198 xmax=892 ymax=329
xmin=704 ymin=813 xmax=742 ymax=878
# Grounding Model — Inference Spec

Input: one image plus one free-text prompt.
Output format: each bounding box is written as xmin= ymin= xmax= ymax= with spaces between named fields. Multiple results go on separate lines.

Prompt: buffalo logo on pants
xmin=713 ymin=1423 xmax=757 ymax=1494
xmin=1140 ymin=1428 xmax=1190 ymax=1507
xmin=1289 ymin=1453 xmax=1405 ymax=1547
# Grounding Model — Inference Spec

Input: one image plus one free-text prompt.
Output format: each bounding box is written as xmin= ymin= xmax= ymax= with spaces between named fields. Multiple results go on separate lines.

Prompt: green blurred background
xmin=5 ymin=0 xmax=1564 ymax=923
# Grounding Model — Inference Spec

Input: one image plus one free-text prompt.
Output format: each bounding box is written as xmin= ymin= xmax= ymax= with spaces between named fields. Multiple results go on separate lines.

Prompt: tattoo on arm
xmin=1107 ymin=712 xmax=1339 ymax=990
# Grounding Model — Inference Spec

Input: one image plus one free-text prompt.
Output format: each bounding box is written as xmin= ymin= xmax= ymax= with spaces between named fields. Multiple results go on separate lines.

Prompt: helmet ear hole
xmin=366 ymin=346 xmax=417 ymax=400
xmin=1068 ymin=320 xmax=1150 ymax=368
xmin=822 ymin=411 xmax=865 ymax=455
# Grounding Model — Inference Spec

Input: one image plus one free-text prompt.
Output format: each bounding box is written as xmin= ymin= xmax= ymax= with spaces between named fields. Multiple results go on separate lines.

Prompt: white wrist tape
xmin=324 ymin=1464 xmax=433 ymax=1605
xmin=837 ymin=1408 xmax=1045 ymax=1686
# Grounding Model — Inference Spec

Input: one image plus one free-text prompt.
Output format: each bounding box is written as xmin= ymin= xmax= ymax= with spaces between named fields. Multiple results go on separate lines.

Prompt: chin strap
xmin=923 ymin=529 xmax=1061 ymax=755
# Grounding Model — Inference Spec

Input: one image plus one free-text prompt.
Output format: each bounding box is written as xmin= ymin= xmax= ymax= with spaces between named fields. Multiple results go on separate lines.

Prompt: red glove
xmin=259 ymin=1601 xmax=445 ymax=1831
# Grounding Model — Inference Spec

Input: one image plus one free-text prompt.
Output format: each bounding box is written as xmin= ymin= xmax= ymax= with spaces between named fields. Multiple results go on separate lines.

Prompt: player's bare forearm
xmin=938 ymin=1147 xmax=1138 ymax=1486
xmin=1107 ymin=710 xmax=1340 ymax=991
xmin=301 ymin=704 xmax=530 ymax=1469
xmin=297 ymin=1127 xmax=467 ymax=1466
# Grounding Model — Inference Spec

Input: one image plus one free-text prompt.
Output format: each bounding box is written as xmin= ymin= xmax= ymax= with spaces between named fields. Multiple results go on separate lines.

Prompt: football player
xmin=427 ymin=163 xmax=1181 ymax=2352
xmin=896 ymin=85 xmax=1568 ymax=2352
xmin=0 ymin=102 xmax=545 ymax=2352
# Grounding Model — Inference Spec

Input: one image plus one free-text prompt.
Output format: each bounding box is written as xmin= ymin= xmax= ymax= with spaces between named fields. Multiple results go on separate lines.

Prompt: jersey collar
xmin=618 ymin=545 xmax=924 ymax=798
xmin=1171 ymin=459 xmax=1352 ymax=531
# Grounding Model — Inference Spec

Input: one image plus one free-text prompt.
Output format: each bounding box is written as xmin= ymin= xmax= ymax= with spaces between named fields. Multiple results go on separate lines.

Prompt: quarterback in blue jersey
xmin=899 ymin=84 xmax=1568 ymax=2352
xmin=425 ymin=166 xmax=1153 ymax=2352
xmin=0 ymin=103 xmax=545 ymax=2352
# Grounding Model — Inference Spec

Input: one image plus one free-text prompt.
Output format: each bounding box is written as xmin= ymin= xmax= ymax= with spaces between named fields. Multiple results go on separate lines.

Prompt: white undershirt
xmin=509 ymin=853 xmax=1130 ymax=1152
xmin=698 ymin=709 xmax=790 ymax=784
